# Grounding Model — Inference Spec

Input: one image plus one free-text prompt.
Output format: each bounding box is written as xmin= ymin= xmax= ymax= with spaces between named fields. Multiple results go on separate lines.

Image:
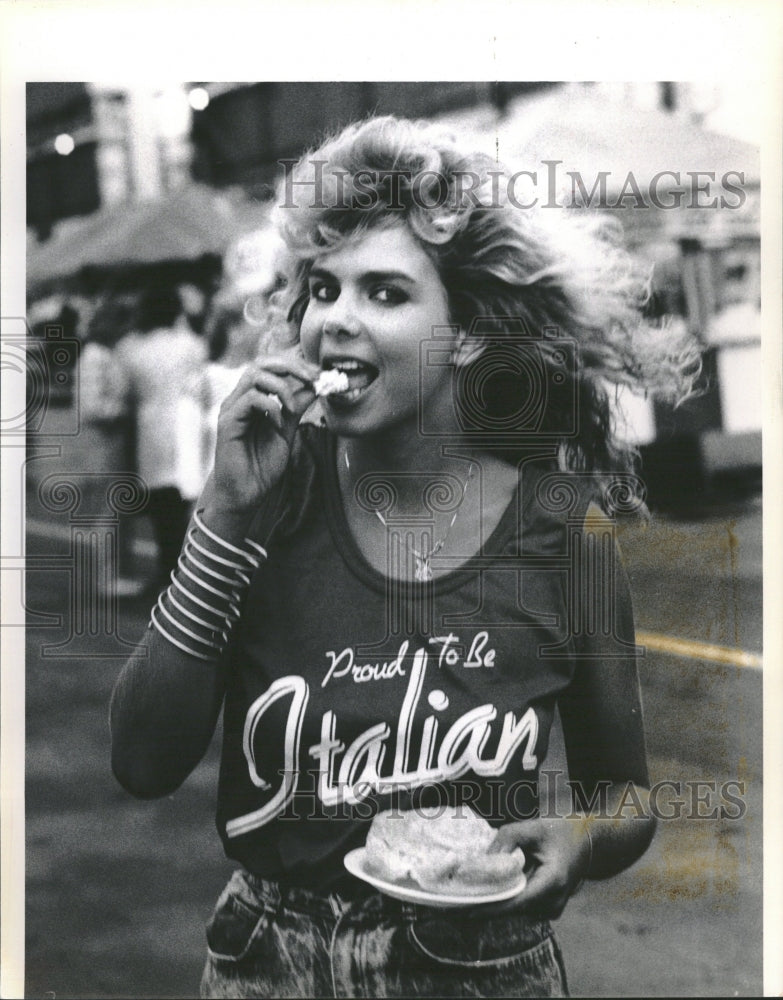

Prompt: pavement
xmin=21 ymin=482 xmax=764 ymax=998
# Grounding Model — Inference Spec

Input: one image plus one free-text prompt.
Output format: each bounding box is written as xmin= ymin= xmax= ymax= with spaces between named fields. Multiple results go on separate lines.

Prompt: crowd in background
xmin=29 ymin=223 xmax=290 ymax=596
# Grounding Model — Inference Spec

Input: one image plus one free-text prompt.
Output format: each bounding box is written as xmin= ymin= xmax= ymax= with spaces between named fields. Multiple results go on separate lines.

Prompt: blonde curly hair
xmin=273 ymin=115 xmax=700 ymax=473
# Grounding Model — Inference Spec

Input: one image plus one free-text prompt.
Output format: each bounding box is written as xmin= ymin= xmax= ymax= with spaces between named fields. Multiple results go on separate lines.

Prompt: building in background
xmin=27 ymin=82 xmax=193 ymax=239
xmin=187 ymin=82 xmax=554 ymax=194
xmin=27 ymin=84 xmax=101 ymax=239
xmin=26 ymin=82 xmax=558 ymax=236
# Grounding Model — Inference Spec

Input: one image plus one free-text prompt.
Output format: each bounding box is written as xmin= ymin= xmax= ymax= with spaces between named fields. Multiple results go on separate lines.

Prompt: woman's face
xmin=299 ymin=222 xmax=460 ymax=437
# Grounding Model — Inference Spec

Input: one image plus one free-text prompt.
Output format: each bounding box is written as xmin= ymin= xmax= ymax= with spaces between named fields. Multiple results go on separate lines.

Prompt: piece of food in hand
xmin=313 ymin=369 xmax=350 ymax=396
xmin=364 ymin=806 xmax=526 ymax=896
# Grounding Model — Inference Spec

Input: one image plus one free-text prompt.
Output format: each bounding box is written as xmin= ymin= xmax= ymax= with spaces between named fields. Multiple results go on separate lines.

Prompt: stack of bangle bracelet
xmin=150 ymin=509 xmax=267 ymax=660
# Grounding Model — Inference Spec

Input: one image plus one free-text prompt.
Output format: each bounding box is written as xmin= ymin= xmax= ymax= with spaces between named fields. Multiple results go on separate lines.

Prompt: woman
xmin=110 ymin=117 xmax=698 ymax=998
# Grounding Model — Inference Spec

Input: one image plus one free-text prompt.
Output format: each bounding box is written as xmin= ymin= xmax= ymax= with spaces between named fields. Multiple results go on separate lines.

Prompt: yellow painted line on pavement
xmin=636 ymin=630 xmax=762 ymax=670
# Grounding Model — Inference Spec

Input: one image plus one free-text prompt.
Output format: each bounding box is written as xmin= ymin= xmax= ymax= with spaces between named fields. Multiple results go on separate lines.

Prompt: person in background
xmin=179 ymin=281 xmax=209 ymax=336
xmin=79 ymin=293 xmax=141 ymax=593
xmin=116 ymin=282 xmax=207 ymax=593
xmin=195 ymin=223 xmax=295 ymax=485
xmin=196 ymin=303 xmax=263 ymax=488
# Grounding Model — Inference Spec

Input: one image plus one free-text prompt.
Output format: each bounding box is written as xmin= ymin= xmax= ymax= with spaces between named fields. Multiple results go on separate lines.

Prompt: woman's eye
xmin=371 ymin=285 xmax=407 ymax=305
xmin=309 ymin=281 xmax=337 ymax=302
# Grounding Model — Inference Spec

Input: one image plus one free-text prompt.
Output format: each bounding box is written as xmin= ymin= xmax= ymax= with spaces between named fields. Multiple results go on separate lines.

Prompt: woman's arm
xmin=109 ymin=624 xmax=228 ymax=798
xmin=110 ymin=491 xmax=271 ymax=798
xmin=491 ymin=505 xmax=655 ymax=917
xmin=109 ymin=353 xmax=319 ymax=799
xmin=556 ymin=506 xmax=656 ymax=878
xmin=556 ymin=643 xmax=656 ymax=882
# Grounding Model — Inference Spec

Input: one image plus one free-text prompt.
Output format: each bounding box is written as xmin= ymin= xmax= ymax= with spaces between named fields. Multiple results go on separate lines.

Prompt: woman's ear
xmin=451 ymin=332 xmax=483 ymax=369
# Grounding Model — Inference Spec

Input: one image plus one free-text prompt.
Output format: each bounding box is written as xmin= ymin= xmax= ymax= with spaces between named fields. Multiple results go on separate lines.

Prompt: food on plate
xmin=313 ymin=368 xmax=350 ymax=396
xmin=364 ymin=806 xmax=526 ymax=896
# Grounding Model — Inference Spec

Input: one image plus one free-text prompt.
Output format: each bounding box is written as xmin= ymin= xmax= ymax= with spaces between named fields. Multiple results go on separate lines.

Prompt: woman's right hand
xmin=202 ymin=352 xmax=320 ymax=530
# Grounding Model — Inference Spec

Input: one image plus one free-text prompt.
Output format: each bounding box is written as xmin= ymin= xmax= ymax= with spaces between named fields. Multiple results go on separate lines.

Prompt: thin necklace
xmin=344 ymin=446 xmax=476 ymax=582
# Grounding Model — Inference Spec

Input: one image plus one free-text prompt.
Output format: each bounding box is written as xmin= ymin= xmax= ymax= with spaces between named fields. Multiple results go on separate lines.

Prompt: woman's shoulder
xmin=527 ymin=465 xmax=603 ymax=516
xmin=517 ymin=461 xmax=609 ymax=552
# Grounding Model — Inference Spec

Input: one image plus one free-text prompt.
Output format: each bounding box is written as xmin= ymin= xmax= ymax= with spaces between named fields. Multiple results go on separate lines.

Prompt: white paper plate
xmin=344 ymin=848 xmax=527 ymax=909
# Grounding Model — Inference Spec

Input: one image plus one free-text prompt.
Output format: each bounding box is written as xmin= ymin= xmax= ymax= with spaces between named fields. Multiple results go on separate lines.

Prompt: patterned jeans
xmin=200 ymin=869 xmax=570 ymax=998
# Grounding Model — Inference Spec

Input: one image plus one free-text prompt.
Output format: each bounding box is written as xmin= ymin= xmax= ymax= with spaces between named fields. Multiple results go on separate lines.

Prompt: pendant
xmin=414 ymin=558 xmax=433 ymax=582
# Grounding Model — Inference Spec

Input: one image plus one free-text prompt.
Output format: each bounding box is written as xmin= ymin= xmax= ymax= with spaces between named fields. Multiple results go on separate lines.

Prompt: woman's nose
xmin=322 ymin=295 xmax=363 ymax=339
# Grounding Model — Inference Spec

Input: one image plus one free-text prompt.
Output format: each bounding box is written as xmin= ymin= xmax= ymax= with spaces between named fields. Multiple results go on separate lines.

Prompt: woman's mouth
xmin=320 ymin=358 xmax=379 ymax=404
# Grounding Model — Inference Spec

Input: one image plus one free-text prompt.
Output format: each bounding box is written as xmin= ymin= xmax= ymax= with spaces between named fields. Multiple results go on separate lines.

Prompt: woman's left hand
xmin=482 ymin=817 xmax=591 ymax=919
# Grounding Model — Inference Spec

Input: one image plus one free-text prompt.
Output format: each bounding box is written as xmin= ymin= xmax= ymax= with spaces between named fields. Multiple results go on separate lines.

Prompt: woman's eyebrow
xmin=308 ymin=266 xmax=417 ymax=285
xmin=361 ymin=270 xmax=417 ymax=285
xmin=307 ymin=266 xmax=335 ymax=283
